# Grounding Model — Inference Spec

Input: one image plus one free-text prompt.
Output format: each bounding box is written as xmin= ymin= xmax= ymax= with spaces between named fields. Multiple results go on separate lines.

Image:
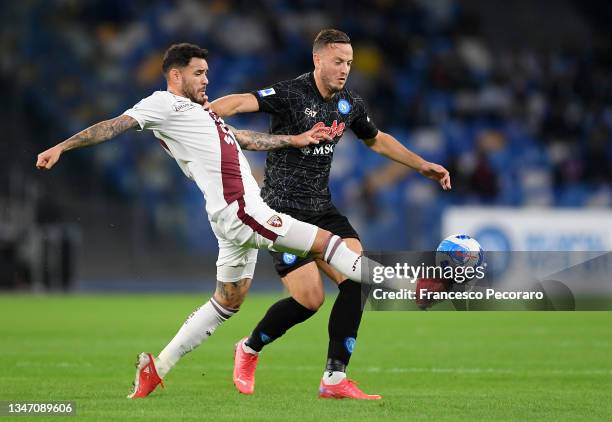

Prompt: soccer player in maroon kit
xmin=36 ymin=43 xmax=397 ymax=399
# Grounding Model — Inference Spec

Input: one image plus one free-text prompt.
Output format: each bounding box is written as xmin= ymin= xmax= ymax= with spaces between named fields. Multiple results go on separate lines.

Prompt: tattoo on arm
xmin=61 ymin=115 xmax=139 ymax=152
xmin=231 ymin=127 xmax=293 ymax=151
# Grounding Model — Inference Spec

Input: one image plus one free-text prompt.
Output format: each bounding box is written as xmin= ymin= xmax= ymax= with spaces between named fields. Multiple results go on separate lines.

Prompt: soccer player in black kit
xmin=211 ymin=29 xmax=451 ymax=399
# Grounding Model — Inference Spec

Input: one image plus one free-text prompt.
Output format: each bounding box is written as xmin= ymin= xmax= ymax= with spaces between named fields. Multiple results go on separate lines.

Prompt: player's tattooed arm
xmin=229 ymin=125 xmax=332 ymax=151
xmin=36 ymin=115 xmax=139 ymax=170
xmin=60 ymin=115 xmax=139 ymax=152
xmin=214 ymin=279 xmax=251 ymax=309
xmin=231 ymin=128 xmax=292 ymax=151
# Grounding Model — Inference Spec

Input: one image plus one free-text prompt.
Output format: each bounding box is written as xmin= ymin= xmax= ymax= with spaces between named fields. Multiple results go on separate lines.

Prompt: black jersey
xmin=252 ymin=72 xmax=378 ymax=212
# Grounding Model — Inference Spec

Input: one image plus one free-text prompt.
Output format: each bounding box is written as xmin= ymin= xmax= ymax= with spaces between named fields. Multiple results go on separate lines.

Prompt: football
xmin=435 ymin=234 xmax=484 ymax=283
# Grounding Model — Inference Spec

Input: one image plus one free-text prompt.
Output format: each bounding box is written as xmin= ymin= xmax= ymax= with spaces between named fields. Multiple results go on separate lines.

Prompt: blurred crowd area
xmin=2 ymin=0 xmax=612 ymax=265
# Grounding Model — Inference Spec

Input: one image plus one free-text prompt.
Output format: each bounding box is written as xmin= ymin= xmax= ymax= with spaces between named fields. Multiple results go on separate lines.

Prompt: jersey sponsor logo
xmin=300 ymin=120 xmax=344 ymax=155
xmin=282 ymin=253 xmax=297 ymax=265
xmin=312 ymin=120 xmax=346 ymax=138
xmin=304 ymin=107 xmax=317 ymax=117
xmin=267 ymin=215 xmax=283 ymax=228
xmin=257 ymin=88 xmax=276 ymax=97
xmin=172 ymin=101 xmax=197 ymax=112
xmin=300 ymin=143 xmax=335 ymax=156
xmin=337 ymin=99 xmax=351 ymax=114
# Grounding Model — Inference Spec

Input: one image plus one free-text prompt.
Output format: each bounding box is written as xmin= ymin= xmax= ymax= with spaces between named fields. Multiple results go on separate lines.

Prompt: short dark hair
xmin=313 ymin=29 xmax=351 ymax=52
xmin=162 ymin=43 xmax=209 ymax=74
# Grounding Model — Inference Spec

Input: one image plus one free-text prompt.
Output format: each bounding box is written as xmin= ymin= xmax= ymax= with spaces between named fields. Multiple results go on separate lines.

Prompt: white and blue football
xmin=436 ymin=234 xmax=484 ymax=282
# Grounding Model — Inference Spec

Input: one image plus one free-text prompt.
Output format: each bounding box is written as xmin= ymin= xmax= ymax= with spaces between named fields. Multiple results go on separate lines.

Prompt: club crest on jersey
xmin=257 ymin=88 xmax=276 ymax=97
xmin=267 ymin=215 xmax=283 ymax=228
xmin=337 ymin=99 xmax=351 ymax=115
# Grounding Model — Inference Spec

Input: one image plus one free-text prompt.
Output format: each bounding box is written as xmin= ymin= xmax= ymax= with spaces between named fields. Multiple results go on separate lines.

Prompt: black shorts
xmin=269 ymin=206 xmax=360 ymax=277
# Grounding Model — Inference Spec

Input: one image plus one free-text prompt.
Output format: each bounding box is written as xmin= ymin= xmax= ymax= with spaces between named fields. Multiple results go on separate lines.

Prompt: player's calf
xmin=314 ymin=231 xmax=368 ymax=284
xmin=213 ymin=278 xmax=251 ymax=309
xmin=245 ymin=296 xmax=316 ymax=353
xmin=152 ymin=280 xmax=249 ymax=382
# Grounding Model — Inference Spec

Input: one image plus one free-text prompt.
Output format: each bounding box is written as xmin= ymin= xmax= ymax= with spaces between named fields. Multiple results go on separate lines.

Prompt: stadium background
xmin=1 ymin=0 xmax=611 ymax=290
xmin=1 ymin=2 xmax=611 ymax=420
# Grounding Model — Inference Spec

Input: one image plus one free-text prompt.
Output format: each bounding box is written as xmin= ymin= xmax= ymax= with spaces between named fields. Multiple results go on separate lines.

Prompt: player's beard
xmin=329 ymin=84 xmax=342 ymax=93
xmin=323 ymin=73 xmax=345 ymax=94
xmin=185 ymin=84 xmax=207 ymax=105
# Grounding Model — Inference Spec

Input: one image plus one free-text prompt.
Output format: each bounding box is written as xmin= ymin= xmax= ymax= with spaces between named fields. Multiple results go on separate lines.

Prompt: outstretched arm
xmin=363 ymin=130 xmax=451 ymax=190
xmin=36 ymin=115 xmax=139 ymax=170
xmin=230 ymin=125 xmax=332 ymax=151
xmin=210 ymin=93 xmax=259 ymax=117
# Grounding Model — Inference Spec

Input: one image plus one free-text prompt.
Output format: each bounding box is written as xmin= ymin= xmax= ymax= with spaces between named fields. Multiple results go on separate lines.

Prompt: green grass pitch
xmin=1 ymin=294 xmax=611 ymax=421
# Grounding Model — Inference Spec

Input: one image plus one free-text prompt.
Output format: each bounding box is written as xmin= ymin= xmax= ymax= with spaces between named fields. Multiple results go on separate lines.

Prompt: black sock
xmin=326 ymin=280 xmax=368 ymax=372
xmin=246 ymin=297 xmax=316 ymax=352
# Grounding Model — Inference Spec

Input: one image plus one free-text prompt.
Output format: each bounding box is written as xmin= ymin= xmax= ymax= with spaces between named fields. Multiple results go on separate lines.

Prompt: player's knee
xmin=213 ymin=278 xmax=251 ymax=309
xmin=213 ymin=290 xmax=246 ymax=309
xmin=310 ymin=229 xmax=333 ymax=257
xmin=294 ymin=289 xmax=325 ymax=311
xmin=334 ymin=276 xmax=350 ymax=285
xmin=309 ymin=294 xmax=325 ymax=311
